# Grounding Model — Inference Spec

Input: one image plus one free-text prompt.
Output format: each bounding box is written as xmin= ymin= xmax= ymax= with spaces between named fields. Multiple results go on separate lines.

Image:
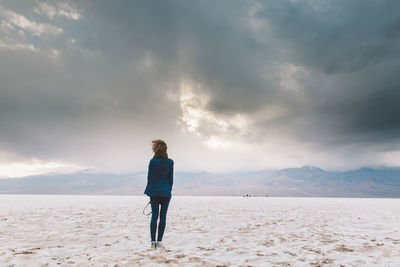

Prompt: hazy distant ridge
xmin=0 ymin=166 xmax=399 ymax=197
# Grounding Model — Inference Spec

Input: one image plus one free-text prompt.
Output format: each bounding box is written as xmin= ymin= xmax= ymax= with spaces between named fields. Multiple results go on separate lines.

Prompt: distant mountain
xmin=0 ymin=171 xmax=146 ymax=195
xmin=0 ymin=166 xmax=399 ymax=197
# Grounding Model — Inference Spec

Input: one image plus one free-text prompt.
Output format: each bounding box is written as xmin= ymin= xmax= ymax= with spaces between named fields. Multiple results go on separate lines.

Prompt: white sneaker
xmin=151 ymin=241 xmax=156 ymax=249
xmin=156 ymin=241 xmax=165 ymax=250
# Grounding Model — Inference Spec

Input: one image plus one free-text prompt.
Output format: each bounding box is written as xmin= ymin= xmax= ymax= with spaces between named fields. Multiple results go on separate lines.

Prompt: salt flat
xmin=0 ymin=195 xmax=399 ymax=266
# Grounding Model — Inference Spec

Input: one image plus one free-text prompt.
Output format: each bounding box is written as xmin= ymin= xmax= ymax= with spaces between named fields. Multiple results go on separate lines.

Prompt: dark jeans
xmin=150 ymin=195 xmax=171 ymax=242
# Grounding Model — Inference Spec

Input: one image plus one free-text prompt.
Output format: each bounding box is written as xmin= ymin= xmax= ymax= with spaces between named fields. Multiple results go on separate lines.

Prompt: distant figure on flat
xmin=144 ymin=139 xmax=174 ymax=250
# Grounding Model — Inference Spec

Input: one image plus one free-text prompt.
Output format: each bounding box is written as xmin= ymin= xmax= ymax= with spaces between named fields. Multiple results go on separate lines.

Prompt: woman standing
xmin=144 ymin=139 xmax=174 ymax=250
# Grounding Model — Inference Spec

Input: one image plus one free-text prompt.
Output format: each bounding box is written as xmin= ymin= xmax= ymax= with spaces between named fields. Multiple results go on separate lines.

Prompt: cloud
xmin=178 ymin=80 xmax=249 ymax=147
xmin=0 ymin=5 xmax=62 ymax=36
xmin=33 ymin=2 xmax=57 ymax=20
xmin=0 ymin=19 xmax=36 ymax=51
xmin=33 ymin=1 xmax=82 ymax=21
xmin=0 ymin=3 xmax=75 ymax=57
xmin=0 ymin=0 xmax=400 ymax=176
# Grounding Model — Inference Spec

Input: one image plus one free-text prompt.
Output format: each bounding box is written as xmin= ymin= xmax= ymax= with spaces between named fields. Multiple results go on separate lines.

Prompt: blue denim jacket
xmin=144 ymin=158 xmax=174 ymax=197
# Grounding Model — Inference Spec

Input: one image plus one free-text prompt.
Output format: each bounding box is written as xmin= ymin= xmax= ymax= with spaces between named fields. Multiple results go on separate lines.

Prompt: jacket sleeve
xmin=147 ymin=160 xmax=152 ymax=182
xmin=144 ymin=160 xmax=153 ymax=195
xmin=168 ymin=160 xmax=174 ymax=187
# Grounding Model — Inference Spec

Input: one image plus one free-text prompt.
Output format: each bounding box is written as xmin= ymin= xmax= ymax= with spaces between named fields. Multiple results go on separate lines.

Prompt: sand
xmin=0 ymin=195 xmax=399 ymax=266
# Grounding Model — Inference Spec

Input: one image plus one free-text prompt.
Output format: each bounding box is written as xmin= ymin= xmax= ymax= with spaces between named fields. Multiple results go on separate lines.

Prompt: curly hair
xmin=152 ymin=139 xmax=168 ymax=159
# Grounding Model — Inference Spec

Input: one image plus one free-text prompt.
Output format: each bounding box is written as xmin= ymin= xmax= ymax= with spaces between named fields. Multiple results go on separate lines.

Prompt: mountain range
xmin=0 ymin=166 xmax=399 ymax=197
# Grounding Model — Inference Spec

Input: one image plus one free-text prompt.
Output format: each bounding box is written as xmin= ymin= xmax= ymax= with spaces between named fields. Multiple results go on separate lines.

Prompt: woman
xmin=144 ymin=139 xmax=174 ymax=250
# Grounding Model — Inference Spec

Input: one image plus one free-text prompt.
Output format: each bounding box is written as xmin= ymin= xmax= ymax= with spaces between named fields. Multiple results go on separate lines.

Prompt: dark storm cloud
xmin=0 ymin=0 xmax=183 ymax=167
xmin=82 ymin=1 xmax=304 ymax=115
xmin=251 ymin=0 xmax=400 ymax=147
xmin=257 ymin=0 xmax=400 ymax=73
xmin=1 ymin=0 xmax=400 ymax=172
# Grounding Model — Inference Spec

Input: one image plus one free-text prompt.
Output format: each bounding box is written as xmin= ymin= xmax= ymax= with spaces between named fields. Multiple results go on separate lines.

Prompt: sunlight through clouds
xmin=204 ymin=136 xmax=232 ymax=149
xmin=0 ymin=160 xmax=84 ymax=178
xmin=179 ymin=81 xmax=209 ymax=134
xmin=178 ymin=81 xmax=249 ymax=148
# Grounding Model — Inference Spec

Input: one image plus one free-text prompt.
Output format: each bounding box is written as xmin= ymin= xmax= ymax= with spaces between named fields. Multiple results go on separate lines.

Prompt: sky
xmin=1 ymin=0 xmax=400 ymax=177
